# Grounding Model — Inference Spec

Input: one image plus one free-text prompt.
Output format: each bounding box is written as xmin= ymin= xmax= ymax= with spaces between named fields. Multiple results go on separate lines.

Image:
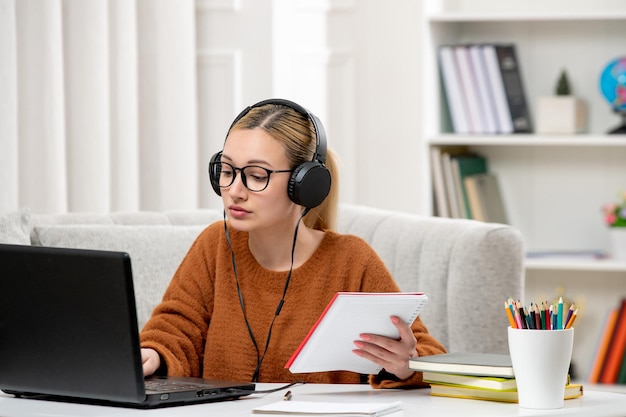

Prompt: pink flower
xmin=602 ymin=192 xmax=626 ymax=227
xmin=604 ymin=202 xmax=618 ymax=214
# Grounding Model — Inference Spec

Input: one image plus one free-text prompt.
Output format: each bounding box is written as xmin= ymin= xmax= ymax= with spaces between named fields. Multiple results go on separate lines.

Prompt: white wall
xmin=2 ymin=0 xmax=426 ymax=215
xmin=198 ymin=0 xmax=426 ymax=214
xmin=350 ymin=1 xmax=423 ymax=212
xmin=196 ymin=0 xmax=275 ymax=209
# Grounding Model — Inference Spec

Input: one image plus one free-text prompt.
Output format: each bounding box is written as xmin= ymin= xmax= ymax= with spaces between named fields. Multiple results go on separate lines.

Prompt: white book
xmin=450 ymin=158 xmax=469 ymax=219
xmin=430 ymin=147 xmax=450 ymax=218
xmin=441 ymin=152 xmax=462 ymax=218
xmin=464 ymin=173 xmax=508 ymax=224
xmin=409 ymin=352 xmax=514 ymax=378
xmin=439 ymin=46 xmax=470 ymax=134
xmin=482 ymin=44 xmax=513 ymax=134
xmin=286 ymin=292 xmax=428 ymax=375
xmin=473 ymin=173 xmax=508 ymax=224
xmin=454 ymin=45 xmax=483 ymax=133
xmin=469 ymin=45 xmax=498 ymax=134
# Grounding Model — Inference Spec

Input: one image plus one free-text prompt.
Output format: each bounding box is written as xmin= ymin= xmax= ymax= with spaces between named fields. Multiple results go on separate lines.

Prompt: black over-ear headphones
xmin=209 ymin=98 xmax=331 ymax=209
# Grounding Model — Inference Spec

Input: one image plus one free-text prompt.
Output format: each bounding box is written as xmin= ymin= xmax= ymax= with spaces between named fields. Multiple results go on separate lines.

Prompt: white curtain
xmin=0 ymin=0 xmax=200 ymax=214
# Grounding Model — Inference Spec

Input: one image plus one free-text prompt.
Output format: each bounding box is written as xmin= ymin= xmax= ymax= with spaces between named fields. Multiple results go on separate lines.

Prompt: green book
xmin=617 ymin=343 xmax=626 ymax=383
xmin=451 ymin=154 xmax=487 ymax=219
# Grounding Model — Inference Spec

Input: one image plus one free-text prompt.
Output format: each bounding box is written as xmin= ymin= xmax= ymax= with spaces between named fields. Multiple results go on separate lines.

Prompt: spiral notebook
xmin=285 ymin=292 xmax=428 ymax=375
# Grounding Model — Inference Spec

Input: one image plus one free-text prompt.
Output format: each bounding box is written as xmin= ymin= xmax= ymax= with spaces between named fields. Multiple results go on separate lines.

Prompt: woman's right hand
xmin=141 ymin=348 xmax=161 ymax=376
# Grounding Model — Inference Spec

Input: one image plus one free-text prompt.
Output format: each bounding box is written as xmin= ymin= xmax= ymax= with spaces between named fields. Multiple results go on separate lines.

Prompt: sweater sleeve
xmin=140 ymin=226 xmax=217 ymax=377
xmin=368 ymin=316 xmax=447 ymax=389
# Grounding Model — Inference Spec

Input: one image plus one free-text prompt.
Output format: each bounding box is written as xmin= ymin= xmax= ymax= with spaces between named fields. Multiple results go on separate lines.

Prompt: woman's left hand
xmin=352 ymin=315 xmax=418 ymax=380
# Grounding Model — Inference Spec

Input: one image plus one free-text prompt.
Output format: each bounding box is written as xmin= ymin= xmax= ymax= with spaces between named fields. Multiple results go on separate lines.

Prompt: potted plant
xmin=602 ymin=192 xmax=626 ymax=260
xmin=536 ymin=69 xmax=587 ymax=134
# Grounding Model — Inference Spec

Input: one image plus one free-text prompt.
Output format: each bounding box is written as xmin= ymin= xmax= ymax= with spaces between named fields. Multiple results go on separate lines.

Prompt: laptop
xmin=0 ymin=243 xmax=255 ymax=408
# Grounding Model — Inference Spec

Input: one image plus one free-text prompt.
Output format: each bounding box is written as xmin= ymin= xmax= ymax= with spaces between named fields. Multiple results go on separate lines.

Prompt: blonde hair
xmin=228 ymin=102 xmax=339 ymax=231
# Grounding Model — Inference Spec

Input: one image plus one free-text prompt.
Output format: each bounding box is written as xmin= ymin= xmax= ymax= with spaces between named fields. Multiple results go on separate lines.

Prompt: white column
xmin=272 ymin=0 xmax=359 ymax=204
xmin=62 ymin=0 xmax=111 ymax=212
xmin=0 ymin=0 xmax=18 ymax=212
xmin=137 ymin=0 xmax=198 ymax=210
xmin=16 ymin=0 xmax=67 ymax=213
xmin=109 ymin=0 xmax=140 ymax=211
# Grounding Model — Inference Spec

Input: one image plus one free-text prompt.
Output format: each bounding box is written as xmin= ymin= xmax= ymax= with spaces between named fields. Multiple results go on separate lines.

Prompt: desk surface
xmin=1 ymin=383 xmax=626 ymax=417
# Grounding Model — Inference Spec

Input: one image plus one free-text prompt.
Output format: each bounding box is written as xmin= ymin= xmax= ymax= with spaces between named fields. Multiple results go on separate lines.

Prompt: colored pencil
xmin=534 ymin=303 xmax=541 ymax=330
xmin=565 ymin=309 xmax=578 ymax=329
xmin=505 ymin=300 xmax=517 ymax=328
xmin=517 ymin=301 xmax=527 ymax=329
xmin=504 ymin=298 xmax=578 ymax=331
xmin=564 ymin=303 xmax=575 ymax=330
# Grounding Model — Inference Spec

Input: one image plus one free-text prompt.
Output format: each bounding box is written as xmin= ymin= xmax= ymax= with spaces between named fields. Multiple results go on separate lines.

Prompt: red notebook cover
xmin=284 ymin=292 xmax=427 ymax=375
xmin=284 ymin=292 xmax=342 ymax=369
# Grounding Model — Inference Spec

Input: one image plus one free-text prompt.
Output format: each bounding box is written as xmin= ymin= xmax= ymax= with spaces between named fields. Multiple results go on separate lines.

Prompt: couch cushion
xmin=164 ymin=209 xmax=223 ymax=225
xmin=31 ymin=213 xmax=114 ymax=226
xmin=0 ymin=209 xmax=31 ymax=245
xmin=31 ymin=224 xmax=206 ymax=329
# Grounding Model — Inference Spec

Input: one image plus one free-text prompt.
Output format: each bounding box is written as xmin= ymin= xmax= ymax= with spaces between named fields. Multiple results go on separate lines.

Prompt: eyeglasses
xmin=209 ymin=161 xmax=293 ymax=192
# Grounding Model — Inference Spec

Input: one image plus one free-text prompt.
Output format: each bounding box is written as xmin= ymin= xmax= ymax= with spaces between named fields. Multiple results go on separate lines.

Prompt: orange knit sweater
xmin=140 ymin=221 xmax=446 ymax=388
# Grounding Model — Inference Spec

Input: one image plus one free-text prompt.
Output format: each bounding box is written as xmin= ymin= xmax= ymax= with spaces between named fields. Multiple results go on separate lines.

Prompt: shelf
xmin=578 ymin=383 xmax=626 ymax=394
xmin=420 ymin=0 xmax=626 ymax=389
xmin=525 ymin=258 xmax=626 ymax=272
xmin=427 ymin=135 xmax=626 ymax=147
xmin=428 ymin=12 xmax=626 ymax=23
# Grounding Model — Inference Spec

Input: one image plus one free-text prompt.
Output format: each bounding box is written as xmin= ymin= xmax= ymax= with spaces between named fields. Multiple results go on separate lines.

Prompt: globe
xmin=599 ymin=56 xmax=626 ymax=134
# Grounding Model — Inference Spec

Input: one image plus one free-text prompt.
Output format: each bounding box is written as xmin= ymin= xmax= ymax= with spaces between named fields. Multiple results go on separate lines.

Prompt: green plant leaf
xmin=555 ymin=70 xmax=571 ymax=96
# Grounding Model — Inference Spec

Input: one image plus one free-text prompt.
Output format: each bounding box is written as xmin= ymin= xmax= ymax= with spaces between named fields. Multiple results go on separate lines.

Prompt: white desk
xmin=1 ymin=383 xmax=626 ymax=417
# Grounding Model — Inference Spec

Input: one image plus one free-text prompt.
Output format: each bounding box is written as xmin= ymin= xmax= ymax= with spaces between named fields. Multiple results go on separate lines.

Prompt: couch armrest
xmin=337 ymin=204 xmax=524 ymax=354
xmin=446 ymin=223 xmax=524 ymax=353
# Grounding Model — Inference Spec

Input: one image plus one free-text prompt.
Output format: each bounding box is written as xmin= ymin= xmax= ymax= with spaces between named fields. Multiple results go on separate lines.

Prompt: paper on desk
xmin=251 ymin=400 xmax=403 ymax=416
xmin=285 ymin=292 xmax=428 ymax=374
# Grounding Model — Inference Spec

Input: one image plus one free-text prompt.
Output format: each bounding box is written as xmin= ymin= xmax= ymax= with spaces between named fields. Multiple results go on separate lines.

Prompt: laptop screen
xmin=0 ymin=244 xmax=146 ymax=403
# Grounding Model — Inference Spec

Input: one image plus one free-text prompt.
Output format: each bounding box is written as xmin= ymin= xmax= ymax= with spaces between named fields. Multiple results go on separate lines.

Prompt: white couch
xmin=1 ymin=204 xmax=524 ymax=354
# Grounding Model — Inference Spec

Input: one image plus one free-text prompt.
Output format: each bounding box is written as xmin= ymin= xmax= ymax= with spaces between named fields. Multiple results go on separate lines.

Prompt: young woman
xmin=140 ymin=99 xmax=446 ymax=388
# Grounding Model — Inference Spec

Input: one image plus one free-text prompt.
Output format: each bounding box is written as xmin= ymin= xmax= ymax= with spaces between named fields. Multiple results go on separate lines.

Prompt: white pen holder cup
xmin=507 ymin=327 xmax=574 ymax=409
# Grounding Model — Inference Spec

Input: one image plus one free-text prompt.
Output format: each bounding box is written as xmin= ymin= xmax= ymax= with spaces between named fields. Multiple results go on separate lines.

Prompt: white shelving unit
xmin=420 ymin=0 xmax=626 ymax=380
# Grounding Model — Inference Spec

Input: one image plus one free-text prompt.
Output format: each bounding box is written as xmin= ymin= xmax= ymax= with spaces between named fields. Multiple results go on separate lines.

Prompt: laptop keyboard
xmin=144 ymin=379 xmax=213 ymax=392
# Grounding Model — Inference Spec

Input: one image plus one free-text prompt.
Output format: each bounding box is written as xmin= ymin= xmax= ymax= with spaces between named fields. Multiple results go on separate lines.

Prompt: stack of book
xmin=588 ymin=298 xmax=626 ymax=384
xmin=430 ymin=147 xmax=508 ymax=223
xmin=409 ymin=352 xmax=583 ymax=403
xmin=439 ymin=43 xmax=531 ymax=134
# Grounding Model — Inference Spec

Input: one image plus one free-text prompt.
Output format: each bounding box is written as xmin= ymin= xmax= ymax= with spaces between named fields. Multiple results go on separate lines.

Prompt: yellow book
xmin=429 ymin=383 xmax=583 ymax=403
xmin=423 ymin=371 xmax=516 ymax=391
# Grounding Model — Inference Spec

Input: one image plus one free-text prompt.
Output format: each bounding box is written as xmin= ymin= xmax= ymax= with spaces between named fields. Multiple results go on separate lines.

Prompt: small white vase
xmin=535 ymin=96 xmax=587 ymax=134
xmin=609 ymin=228 xmax=626 ymax=260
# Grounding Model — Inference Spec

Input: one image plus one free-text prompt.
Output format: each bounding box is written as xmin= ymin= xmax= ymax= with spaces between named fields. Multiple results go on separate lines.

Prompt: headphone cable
xmin=224 ymin=208 xmax=309 ymax=382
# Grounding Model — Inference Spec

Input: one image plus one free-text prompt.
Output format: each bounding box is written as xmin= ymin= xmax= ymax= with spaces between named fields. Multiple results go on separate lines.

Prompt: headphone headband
xmin=228 ymin=98 xmax=327 ymax=164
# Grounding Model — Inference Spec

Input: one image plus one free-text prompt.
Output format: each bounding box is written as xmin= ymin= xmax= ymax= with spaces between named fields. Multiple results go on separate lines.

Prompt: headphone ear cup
xmin=288 ymin=162 xmax=331 ymax=209
xmin=208 ymin=152 xmax=222 ymax=196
